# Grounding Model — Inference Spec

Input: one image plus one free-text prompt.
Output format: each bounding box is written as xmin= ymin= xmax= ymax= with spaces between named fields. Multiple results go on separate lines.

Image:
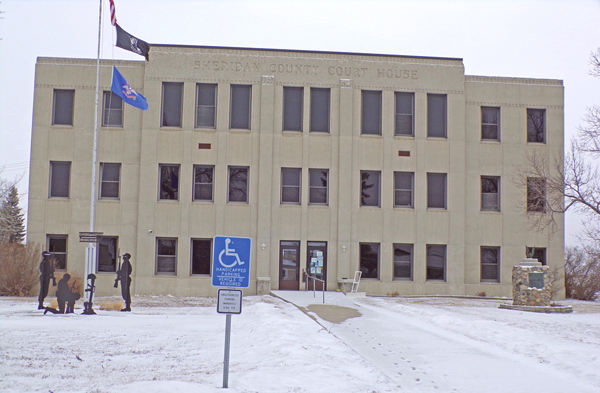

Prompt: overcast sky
xmin=1 ymin=0 xmax=599 ymax=244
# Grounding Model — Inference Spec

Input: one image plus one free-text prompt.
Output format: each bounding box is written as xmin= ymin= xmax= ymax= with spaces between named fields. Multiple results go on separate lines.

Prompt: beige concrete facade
xmin=27 ymin=45 xmax=564 ymax=298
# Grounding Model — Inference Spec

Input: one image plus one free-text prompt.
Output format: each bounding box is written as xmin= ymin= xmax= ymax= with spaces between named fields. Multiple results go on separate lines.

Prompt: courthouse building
xmin=27 ymin=44 xmax=565 ymax=297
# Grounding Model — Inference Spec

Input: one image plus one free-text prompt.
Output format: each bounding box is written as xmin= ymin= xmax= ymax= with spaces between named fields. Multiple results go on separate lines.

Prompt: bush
xmin=0 ymin=242 xmax=41 ymax=296
xmin=565 ymin=246 xmax=600 ymax=301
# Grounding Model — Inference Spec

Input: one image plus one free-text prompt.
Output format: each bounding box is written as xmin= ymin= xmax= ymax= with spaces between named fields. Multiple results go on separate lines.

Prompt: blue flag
xmin=111 ymin=66 xmax=148 ymax=110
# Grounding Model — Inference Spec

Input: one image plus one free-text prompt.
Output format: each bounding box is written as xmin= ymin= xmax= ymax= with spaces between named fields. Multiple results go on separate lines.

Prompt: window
xmin=100 ymin=163 xmax=120 ymax=199
xmin=161 ymin=82 xmax=183 ymax=127
xmin=526 ymin=247 xmax=546 ymax=265
xmin=47 ymin=235 xmax=68 ymax=270
xmin=481 ymin=176 xmax=500 ymax=211
xmin=361 ymin=90 xmax=382 ymax=135
xmin=360 ymin=243 xmax=380 ymax=279
xmin=283 ymin=87 xmax=303 ymax=131
xmin=156 ymin=238 xmax=177 ymax=275
xmin=395 ymin=92 xmax=414 ymax=136
xmin=481 ymin=106 xmax=500 ymax=141
xmin=196 ymin=83 xmax=217 ymax=128
xmin=481 ymin=246 xmax=500 ymax=282
xmin=97 ymin=236 xmax=118 ymax=273
xmin=193 ymin=165 xmax=214 ymax=201
xmin=228 ymin=166 xmax=249 ymax=203
xmin=309 ymin=169 xmax=328 ymax=205
xmin=191 ymin=239 xmax=212 ymax=275
xmin=426 ymin=244 xmax=446 ymax=281
xmin=230 ymin=84 xmax=251 ymax=129
xmin=427 ymin=173 xmax=447 ymax=209
xmin=49 ymin=161 xmax=71 ymax=198
xmin=52 ymin=89 xmax=75 ymax=126
xmin=393 ymin=244 xmax=413 ymax=280
xmin=427 ymin=94 xmax=447 ymax=138
xmin=360 ymin=171 xmax=381 ymax=207
xmin=281 ymin=168 xmax=301 ymax=204
xmin=159 ymin=164 xmax=180 ymax=200
xmin=310 ymin=88 xmax=330 ymax=132
xmin=527 ymin=177 xmax=546 ymax=212
xmin=527 ymin=108 xmax=546 ymax=143
xmin=394 ymin=172 xmax=414 ymax=208
xmin=102 ymin=91 xmax=123 ymax=127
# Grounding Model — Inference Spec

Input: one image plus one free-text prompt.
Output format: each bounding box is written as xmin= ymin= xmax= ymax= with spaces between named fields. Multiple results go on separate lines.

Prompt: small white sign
xmin=217 ymin=289 xmax=242 ymax=314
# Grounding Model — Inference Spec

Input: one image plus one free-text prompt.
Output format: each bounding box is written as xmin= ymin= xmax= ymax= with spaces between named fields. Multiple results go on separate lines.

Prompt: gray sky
xmin=1 ymin=0 xmax=599 ymax=244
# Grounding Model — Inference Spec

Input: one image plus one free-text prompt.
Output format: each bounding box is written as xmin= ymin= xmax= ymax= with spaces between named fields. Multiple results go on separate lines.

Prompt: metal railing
xmin=303 ymin=269 xmax=325 ymax=304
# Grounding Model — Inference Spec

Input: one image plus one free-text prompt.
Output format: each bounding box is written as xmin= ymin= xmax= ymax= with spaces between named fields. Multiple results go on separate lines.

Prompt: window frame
xmin=394 ymin=171 xmax=414 ymax=208
xmin=359 ymin=242 xmax=380 ymax=279
xmin=193 ymin=165 xmax=214 ymax=202
xmin=394 ymin=92 xmax=415 ymax=136
xmin=195 ymin=83 xmax=217 ymax=129
xmin=426 ymin=244 xmax=446 ymax=281
xmin=393 ymin=243 xmax=413 ymax=281
xmin=49 ymin=161 xmax=71 ymax=199
xmin=481 ymin=106 xmax=500 ymax=141
xmin=161 ymin=82 xmax=184 ymax=128
xmin=52 ymin=89 xmax=75 ymax=126
xmin=228 ymin=166 xmax=249 ymax=203
xmin=102 ymin=91 xmax=123 ymax=128
xmin=361 ymin=90 xmax=382 ymax=135
xmin=527 ymin=108 xmax=546 ymax=143
xmin=158 ymin=164 xmax=180 ymax=201
xmin=481 ymin=176 xmax=500 ymax=212
xmin=310 ymin=87 xmax=330 ymax=133
xmin=308 ymin=168 xmax=329 ymax=205
xmin=427 ymin=93 xmax=447 ymax=138
xmin=97 ymin=236 xmax=119 ymax=273
xmin=526 ymin=247 xmax=547 ymax=265
xmin=99 ymin=162 xmax=121 ymax=200
xmin=360 ymin=170 xmax=381 ymax=207
xmin=230 ymin=84 xmax=252 ymax=130
xmin=281 ymin=167 xmax=302 ymax=205
xmin=526 ymin=177 xmax=546 ymax=212
xmin=156 ymin=237 xmax=178 ymax=275
xmin=47 ymin=234 xmax=68 ymax=271
xmin=283 ymin=86 xmax=303 ymax=132
xmin=191 ymin=238 xmax=212 ymax=275
xmin=480 ymin=246 xmax=500 ymax=282
xmin=427 ymin=172 xmax=447 ymax=209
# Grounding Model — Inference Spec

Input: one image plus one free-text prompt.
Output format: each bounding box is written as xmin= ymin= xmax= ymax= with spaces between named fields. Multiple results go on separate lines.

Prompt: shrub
xmin=0 ymin=242 xmax=41 ymax=296
xmin=565 ymin=246 xmax=600 ymax=301
xmin=100 ymin=300 xmax=125 ymax=311
xmin=475 ymin=291 xmax=487 ymax=297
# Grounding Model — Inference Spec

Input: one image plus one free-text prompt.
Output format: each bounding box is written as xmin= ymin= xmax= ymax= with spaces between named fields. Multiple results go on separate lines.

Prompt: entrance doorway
xmin=306 ymin=241 xmax=327 ymax=291
xmin=279 ymin=241 xmax=300 ymax=290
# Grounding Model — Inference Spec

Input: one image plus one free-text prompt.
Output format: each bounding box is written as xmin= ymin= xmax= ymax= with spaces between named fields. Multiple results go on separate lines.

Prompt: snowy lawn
xmin=1 ymin=294 xmax=599 ymax=393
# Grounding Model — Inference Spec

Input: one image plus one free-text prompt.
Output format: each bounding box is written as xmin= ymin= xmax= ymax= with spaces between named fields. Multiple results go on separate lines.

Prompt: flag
xmin=111 ymin=67 xmax=148 ymax=110
xmin=116 ymin=24 xmax=150 ymax=60
xmin=109 ymin=0 xmax=117 ymax=26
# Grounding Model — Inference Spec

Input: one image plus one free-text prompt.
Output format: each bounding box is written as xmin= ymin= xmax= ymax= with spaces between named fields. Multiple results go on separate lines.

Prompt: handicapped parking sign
xmin=212 ymin=236 xmax=252 ymax=288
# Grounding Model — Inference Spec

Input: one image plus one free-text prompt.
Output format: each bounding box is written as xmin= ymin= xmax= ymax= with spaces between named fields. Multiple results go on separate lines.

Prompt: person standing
xmin=38 ymin=251 xmax=56 ymax=310
xmin=117 ymin=253 xmax=133 ymax=311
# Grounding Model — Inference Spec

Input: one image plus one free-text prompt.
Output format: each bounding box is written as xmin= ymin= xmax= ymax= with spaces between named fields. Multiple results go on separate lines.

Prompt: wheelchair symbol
xmin=218 ymin=238 xmax=245 ymax=268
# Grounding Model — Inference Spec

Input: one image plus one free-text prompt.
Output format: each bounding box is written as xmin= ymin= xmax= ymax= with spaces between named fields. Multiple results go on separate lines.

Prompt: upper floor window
xmin=310 ymin=88 xmax=330 ymax=133
xmin=395 ymin=92 xmax=414 ymax=136
xmin=309 ymin=169 xmax=328 ymax=205
xmin=283 ymin=87 xmax=303 ymax=131
xmin=526 ymin=177 xmax=546 ymax=212
xmin=193 ymin=165 xmax=214 ymax=202
xmin=527 ymin=108 xmax=546 ymax=143
xmin=481 ymin=106 xmax=500 ymax=141
xmin=281 ymin=168 xmax=301 ymax=204
xmin=394 ymin=172 xmax=414 ymax=208
xmin=427 ymin=173 xmax=447 ymax=209
xmin=159 ymin=164 xmax=180 ymax=200
xmin=49 ymin=161 xmax=71 ymax=198
xmin=52 ymin=89 xmax=75 ymax=126
xmin=360 ymin=170 xmax=381 ymax=207
xmin=99 ymin=163 xmax=121 ymax=199
xmin=481 ymin=176 xmax=500 ymax=211
xmin=196 ymin=84 xmax=217 ymax=128
xmin=230 ymin=85 xmax=251 ymax=129
xmin=427 ymin=94 xmax=447 ymax=138
xmin=161 ymin=82 xmax=183 ymax=127
xmin=228 ymin=166 xmax=249 ymax=203
xmin=102 ymin=91 xmax=123 ymax=127
xmin=361 ymin=90 xmax=382 ymax=135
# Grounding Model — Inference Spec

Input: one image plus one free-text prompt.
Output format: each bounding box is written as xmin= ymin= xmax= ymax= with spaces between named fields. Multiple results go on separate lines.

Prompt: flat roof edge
xmin=466 ymin=74 xmax=563 ymax=86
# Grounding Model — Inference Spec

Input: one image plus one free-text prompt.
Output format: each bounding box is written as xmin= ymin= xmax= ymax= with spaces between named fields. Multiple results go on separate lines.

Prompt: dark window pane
xmin=283 ymin=87 xmax=303 ymax=131
xmin=426 ymin=245 xmax=446 ymax=280
xmin=309 ymin=169 xmax=328 ymax=204
xmin=50 ymin=161 xmax=71 ymax=198
xmin=527 ymin=109 xmax=545 ymax=143
xmin=100 ymin=163 xmax=120 ymax=199
xmin=159 ymin=165 xmax=179 ymax=200
xmin=228 ymin=166 xmax=248 ymax=202
xmin=161 ymin=82 xmax=183 ymax=127
xmin=361 ymin=90 xmax=382 ymax=135
xmin=196 ymin=84 xmax=216 ymax=128
xmin=427 ymin=173 xmax=446 ymax=209
xmin=394 ymin=172 xmax=413 ymax=207
xmin=427 ymin=94 xmax=447 ymax=138
xmin=48 ymin=236 xmax=68 ymax=270
xmin=230 ymin=85 xmax=251 ymax=129
xmin=481 ymin=107 xmax=499 ymax=140
xmin=481 ymin=246 xmax=500 ymax=281
xmin=310 ymin=88 xmax=330 ymax=132
xmin=281 ymin=168 xmax=301 ymax=204
xmin=102 ymin=91 xmax=123 ymax=127
xmin=395 ymin=92 xmax=414 ymax=136
xmin=527 ymin=247 xmax=546 ymax=265
xmin=191 ymin=239 xmax=211 ymax=275
xmin=156 ymin=238 xmax=177 ymax=274
xmin=360 ymin=243 xmax=379 ymax=279
xmin=361 ymin=171 xmax=380 ymax=207
xmin=481 ymin=176 xmax=499 ymax=211
xmin=393 ymin=244 xmax=413 ymax=279
xmin=53 ymin=89 xmax=74 ymax=125
xmin=97 ymin=237 xmax=118 ymax=272
xmin=527 ymin=177 xmax=546 ymax=212
xmin=193 ymin=166 xmax=213 ymax=201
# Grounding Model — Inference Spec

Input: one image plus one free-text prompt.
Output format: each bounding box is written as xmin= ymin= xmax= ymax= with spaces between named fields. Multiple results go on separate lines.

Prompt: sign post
xmin=212 ymin=236 xmax=251 ymax=389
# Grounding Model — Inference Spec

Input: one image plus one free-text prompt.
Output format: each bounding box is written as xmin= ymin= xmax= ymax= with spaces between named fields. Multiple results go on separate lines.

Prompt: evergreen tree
xmin=0 ymin=185 xmax=25 ymax=244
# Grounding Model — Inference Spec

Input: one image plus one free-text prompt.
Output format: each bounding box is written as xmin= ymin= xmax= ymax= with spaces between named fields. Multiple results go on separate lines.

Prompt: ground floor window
xmin=393 ymin=244 xmax=413 ymax=280
xmin=481 ymin=246 xmax=500 ymax=282
xmin=191 ymin=239 xmax=212 ymax=275
xmin=426 ymin=244 xmax=446 ymax=281
xmin=360 ymin=243 xmax=380 ymax=279
xmin=97 ymin=236 xmax=118 ymax=272
xmin=47 ymin=235 xmax=68 ymax=271
xmin=156 ymin=238 xmax=177 ymax=275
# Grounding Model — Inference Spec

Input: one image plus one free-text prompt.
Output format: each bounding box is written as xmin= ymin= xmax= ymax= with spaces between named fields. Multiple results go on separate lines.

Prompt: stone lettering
xmin=194 ymin=60 xmax=260 ymax=72
xmin=328 ymin=66 xmax=368 ymax=77
xmin=269 ymin=64 xmax=319 ymax=75
xmin=376 ymin=68 xmax=418 ymax=80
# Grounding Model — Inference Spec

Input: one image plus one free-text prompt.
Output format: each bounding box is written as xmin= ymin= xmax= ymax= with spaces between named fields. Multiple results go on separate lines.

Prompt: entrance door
xmin=279 ymin=241 xmax=300 ymax=290
xmin=306 ymin=241 xmax=327 ymax=291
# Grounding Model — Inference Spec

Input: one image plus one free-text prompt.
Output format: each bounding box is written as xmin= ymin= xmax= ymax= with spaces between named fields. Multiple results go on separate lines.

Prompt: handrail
xmin=303 ymin=269 xmax=325 ymax=304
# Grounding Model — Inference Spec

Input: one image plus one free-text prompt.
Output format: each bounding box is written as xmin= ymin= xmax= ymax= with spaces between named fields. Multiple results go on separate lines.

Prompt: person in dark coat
xmin=116 ymin=253 xmax=133 ymax=311
xmin=56 ymin=273 xmax=70 ymax=314
xmin=38 ymin=251 xmax=56 ymax=310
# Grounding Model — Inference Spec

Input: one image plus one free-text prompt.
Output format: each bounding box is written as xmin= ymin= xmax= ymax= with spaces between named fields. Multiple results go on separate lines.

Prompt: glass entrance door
xmin=279 ymin=241 xmax=300 ymax=290
xmin=306 ymin=241 xmax=327 ymax=291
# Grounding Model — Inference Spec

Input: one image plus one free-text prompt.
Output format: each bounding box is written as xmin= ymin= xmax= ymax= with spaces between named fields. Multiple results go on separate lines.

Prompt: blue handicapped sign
xmin=212 ymin=236 xmax=252 ymax=288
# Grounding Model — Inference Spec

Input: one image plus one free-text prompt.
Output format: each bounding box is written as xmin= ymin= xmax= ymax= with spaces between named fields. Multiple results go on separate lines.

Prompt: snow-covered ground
xmin=1 ymin=293 xmax=599 ymax=393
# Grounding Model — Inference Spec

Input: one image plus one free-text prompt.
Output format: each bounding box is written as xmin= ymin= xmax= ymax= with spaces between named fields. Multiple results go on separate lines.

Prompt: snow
xmin=1 ymin=293 xmax=599 ymax=393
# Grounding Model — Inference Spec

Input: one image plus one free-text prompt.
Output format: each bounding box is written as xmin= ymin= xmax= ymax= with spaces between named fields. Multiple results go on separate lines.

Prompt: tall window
xmin=100 ymin=163 xmax=120 ymax=199
xmin=159 ymin=164 xmax=180 ymax=200
xmin=230 ymin=84 xmax=251 ymax=129
xmin=481 ymin=106 xmax=500 ymax=141
xmin=97 ymin=236 xmax=118 ymax=272
xmin=394 ymin=172 xmax=414 ymax=208
xmin=527 ymin=108 xmax=546 ymax=143
xmin=281 ymin=168 xmax=301 ymax=204
xmin=196 ymin=83 xmax=217 ymax=128
xmin=228 ymin=166 xmax=249 ymax=203
xmin=102 ymin=91 xmax=123 ymax=127
xmin=426 ymin=244 xmax=446 ymax=281
xmin=47 ymin=235 xmax=68 ymax=270
xmin=481 ymin=246 xmax=500 ymax=282
xmin=49 ymin=161 xmax=71 ymax=198
xmin=361 ymin=90 xmax=382 ymax=135
xmin=527 ymin=177 xmax=546 ymax=212
xmin=310 ymin=88 xmax=330 ymax=132
xmin=427 ymin=94 xmax=447 ymax=138
xmin=156 ymin=238 xmax=177 ymax=275
xmin=191 ymin=239 xmax=212 ymax=275
xmin=393 ymin=244 xmax=413 ymax=280
xmin=309 ymin=169 xmax=328 ymax=205
xmin=481 ymin=176 xmax=500 ymax=211
xmin=395 ymin=92 xmax=414 ymax=136
xmin=52 ymin=89 xmax=75 ymax=126
xmin=193 ymin=165 xmax=214 ymax=201
xmin=427 ymin=173 xmax=447 ymax=209
xmin=283 ymin=87 xmax=303 ymax=131
xmin=360 ymin=170 xmax=381 ymax=207
xmin=161 ymin=82 xmax=183 ymax=127
xmin=360 ymin=243 xmax=380 ymax=279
